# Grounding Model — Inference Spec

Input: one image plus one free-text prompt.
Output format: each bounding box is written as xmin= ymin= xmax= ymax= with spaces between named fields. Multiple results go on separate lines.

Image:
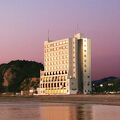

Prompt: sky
xmin=0 ymin=0 xmax=120 ymax=80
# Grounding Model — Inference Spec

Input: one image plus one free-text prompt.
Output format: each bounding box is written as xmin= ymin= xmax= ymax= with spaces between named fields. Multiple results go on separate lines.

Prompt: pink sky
xmin=0 ymin=0 xmax=120 ymax=80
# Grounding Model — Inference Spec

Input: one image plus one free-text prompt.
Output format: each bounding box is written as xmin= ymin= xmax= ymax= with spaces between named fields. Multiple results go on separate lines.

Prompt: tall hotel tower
xmin=37 ymin=33 xmax=91 ymax=95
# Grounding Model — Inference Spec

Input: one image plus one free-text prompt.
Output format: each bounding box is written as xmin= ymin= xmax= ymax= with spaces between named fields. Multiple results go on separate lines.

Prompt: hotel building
xmin=37 ymin=33 xmax=91 ymax=95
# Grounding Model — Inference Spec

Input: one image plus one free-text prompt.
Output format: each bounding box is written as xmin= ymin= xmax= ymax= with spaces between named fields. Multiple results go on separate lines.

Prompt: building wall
xmin=37 ymin=33 xmax=91 ymax=95
xmin=82 ymin=38 xmax=92 ymax=94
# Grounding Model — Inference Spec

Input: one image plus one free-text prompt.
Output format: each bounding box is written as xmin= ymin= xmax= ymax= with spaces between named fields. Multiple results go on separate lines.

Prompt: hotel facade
xmin=37 ymin=33 xmax=91 ymax=95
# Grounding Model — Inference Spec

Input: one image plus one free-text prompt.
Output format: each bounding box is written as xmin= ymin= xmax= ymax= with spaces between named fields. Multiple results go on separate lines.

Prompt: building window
xmin=84 ymin=55 xmax=86 ymax=57
xmin=57 ymin=83 xmax=59 ymax=87
xmin=55 ymin=76 xmax=57 ymax=81
xmin=61 ymin=76 xmax=64 ymax=80
xmin=64 ymin=82 xmax=66 ymax=87
xmin=65 ymin=70 xmax=67 ymax=74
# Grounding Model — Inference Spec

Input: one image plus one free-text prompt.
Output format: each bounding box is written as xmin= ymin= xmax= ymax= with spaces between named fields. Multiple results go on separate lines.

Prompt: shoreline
xmin=0 ymin=95 xmax=120 ymax=106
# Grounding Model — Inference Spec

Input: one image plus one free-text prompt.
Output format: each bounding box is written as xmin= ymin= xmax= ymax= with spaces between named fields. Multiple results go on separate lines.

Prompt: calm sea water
xmin=0 ymin=102 xmax=120 ymax=120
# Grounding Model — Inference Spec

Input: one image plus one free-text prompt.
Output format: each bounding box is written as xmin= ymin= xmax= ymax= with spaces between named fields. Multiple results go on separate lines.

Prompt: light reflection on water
xmin=0 ymin=102 xmax=120 ymax=120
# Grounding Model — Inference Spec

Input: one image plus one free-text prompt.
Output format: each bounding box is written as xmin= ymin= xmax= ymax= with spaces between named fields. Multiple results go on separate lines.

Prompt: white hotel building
xmin=37 ymin=33 xmax=91 ymax=95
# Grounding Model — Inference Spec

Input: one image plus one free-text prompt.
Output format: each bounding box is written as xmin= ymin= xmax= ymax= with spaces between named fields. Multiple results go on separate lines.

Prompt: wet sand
xmin=0 ymin=95 xmax=120 ymax=106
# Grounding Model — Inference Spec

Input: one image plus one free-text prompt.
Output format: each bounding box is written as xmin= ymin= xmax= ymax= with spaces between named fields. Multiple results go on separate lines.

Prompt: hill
xmin=0 ymin=60 xmax=44 ymax=94
xmin=92 ymin=76 xmax=120 ymax=93
xmin=92 ymin=76 xmax=118 ymax=86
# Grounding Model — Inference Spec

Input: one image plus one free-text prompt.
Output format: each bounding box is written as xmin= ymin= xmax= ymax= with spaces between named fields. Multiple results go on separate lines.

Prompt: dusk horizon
xmin=0 ymin=0 xmax=120 ymax=80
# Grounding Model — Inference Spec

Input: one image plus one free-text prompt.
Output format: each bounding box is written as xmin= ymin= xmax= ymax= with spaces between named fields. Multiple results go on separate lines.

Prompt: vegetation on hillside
xmin=0 ymin=60 xmax=44 ymax=94
xmin=0 ymin=64 xmax=7 ymax=92
xmin=92 ymin=77 xmax=120 ymax=94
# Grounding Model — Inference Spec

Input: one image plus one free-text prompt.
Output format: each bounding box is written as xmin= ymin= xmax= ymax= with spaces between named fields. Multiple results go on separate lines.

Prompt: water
xmin=0 ymin=102 xmax=120 ymax=120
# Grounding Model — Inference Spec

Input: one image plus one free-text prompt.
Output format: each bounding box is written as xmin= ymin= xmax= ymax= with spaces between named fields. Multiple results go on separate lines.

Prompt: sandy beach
xmin=0 ymin=95 xmax=120 ymax=106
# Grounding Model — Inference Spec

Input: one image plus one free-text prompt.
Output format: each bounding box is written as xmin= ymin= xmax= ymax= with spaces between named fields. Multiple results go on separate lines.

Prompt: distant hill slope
xmin=0 ymin=60 xmax=44 ymax=93
xmin=92 ymin=76 xmax=118 ymax=86
xmin=92 ymin=76 xmax=120 ymax=93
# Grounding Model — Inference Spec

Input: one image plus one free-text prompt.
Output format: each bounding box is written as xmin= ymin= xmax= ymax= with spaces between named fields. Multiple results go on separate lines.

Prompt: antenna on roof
xmin=77 ymin=24 xmax=79 ymax=33
xmin=48 ymin=30 xmax=50 ymax=42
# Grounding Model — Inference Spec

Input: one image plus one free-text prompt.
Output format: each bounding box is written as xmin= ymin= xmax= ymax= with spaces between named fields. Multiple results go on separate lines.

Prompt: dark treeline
xmin=0 ymin=60 xmax=44 ymax=94
xmin=92 ymin=77 xmax=120 ymax=94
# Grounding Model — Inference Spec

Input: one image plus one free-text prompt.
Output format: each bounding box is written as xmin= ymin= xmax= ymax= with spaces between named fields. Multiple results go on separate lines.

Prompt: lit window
xmin=66 ymin=40 xmax=68 ymax=43
xmin=62 ymin=76 xmax=64 ymax=80
xmin=59 ymin=76 xmax=61 ymax=80
xmin=65 ymin=46 xmax=68 ymax=49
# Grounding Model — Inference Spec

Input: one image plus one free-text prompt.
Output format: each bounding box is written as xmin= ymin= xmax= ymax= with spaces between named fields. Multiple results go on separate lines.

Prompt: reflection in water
xmin=0 ymin=102 xmax=120 ymax=120
xmin=77 ymin=105 xmax=92 ymax=120
xmin=39 ymin=104 xmax=92 ymax=120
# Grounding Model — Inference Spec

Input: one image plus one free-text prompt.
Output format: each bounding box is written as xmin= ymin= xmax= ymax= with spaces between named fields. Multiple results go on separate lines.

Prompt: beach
xmin=0 ymin=95 xmax=120 ymax=106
